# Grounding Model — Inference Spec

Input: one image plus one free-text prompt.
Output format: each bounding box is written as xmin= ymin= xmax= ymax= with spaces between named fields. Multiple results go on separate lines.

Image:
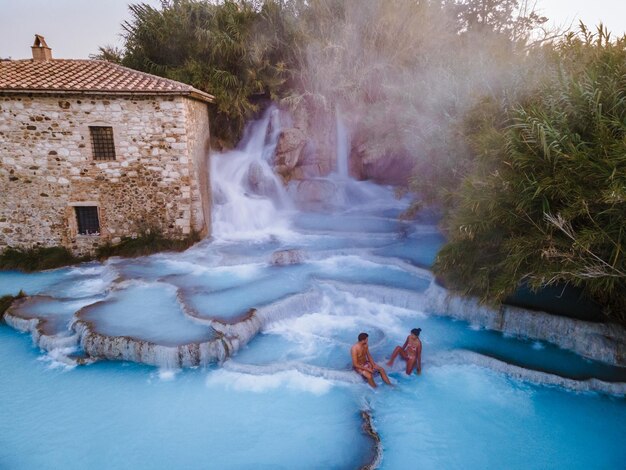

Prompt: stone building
xmin=0 ymin=35 xmax=214 ymax=255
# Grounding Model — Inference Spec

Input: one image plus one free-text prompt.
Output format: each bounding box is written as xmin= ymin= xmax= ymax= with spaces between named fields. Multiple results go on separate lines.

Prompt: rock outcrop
xmin=275 ymin=128 xmax=307 ymax=170
xmin=359 ymin=409 xmax=383 ymax=470
xmin=270 ymin=249 xmax=305 ymax=266
xmin=273 ymin=127 xmax=335 ymax=181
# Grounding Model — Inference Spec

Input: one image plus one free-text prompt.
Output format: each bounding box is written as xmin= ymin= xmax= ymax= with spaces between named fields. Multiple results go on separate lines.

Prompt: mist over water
xmin=285 ymin=0 xmax=552 ymax=191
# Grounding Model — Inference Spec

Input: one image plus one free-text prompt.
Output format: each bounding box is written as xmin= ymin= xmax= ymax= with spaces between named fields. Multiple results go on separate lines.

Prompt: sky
xmin=0 ymin=0 xmax=625 ymax=59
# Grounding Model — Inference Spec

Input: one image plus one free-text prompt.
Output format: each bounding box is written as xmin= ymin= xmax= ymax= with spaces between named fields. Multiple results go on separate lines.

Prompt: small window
xmin=75 ymin=206 xmax=100 ymax=235
xmin=89 ymin=126 xmax=116 ymax=160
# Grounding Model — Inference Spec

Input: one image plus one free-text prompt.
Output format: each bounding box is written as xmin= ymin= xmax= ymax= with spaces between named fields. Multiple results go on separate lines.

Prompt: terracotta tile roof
xmin=0 ymin=59 xmax=214 ymax=103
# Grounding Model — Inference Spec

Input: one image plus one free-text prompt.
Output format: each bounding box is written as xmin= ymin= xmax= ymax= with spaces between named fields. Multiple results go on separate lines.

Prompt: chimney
xmin=31 ymin=34 xmax=52 ymax=61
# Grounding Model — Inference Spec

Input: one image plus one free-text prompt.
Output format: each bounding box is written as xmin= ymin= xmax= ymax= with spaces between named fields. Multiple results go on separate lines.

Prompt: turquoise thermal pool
xmin=1 ymin=110 xmax=625 ymax=469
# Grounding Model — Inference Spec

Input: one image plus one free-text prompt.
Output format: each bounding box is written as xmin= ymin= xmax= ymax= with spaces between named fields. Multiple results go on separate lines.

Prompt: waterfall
xmin=211 ymin=107 xmax=294 ymax=241
xmin=329 ymin=113 xmax=403 ymax=211
xmin=335 ymin=113 xmax=350 ymax=179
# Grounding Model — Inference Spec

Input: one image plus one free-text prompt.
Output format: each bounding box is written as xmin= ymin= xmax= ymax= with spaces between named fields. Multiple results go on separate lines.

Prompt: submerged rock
xmin=270 ymin=249 xmax=305 ymax=266
xmin=245 ymin=161 xmax=280 ymax=199
xmin=360 ymin=409 xmax=383 ymax=470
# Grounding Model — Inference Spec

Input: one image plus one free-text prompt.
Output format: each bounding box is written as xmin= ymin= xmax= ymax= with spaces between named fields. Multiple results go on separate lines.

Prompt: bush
xmin=95 ymin=231 xmax=200 ymax=259
xmin=0 ymin=290 xmax=26 ymax=321
xmin=0 ymin=232 xmax=200 ymax=272
xmin=103 ymin=0 xmax=298 ymax=148
xmin=435 ymin=25 xmax=626 ymax=324
xmin=0 ymin=247 xmax=84 ymax=272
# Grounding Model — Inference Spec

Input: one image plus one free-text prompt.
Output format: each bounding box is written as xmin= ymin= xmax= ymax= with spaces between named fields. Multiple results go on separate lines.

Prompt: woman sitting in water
xmin=387 ymin=328 xmax=422 ymax=375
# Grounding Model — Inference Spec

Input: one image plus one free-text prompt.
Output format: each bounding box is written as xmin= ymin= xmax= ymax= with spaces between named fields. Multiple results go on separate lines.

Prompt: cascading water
xmin=329 ymin=112 xmax=403 ymax=210
xmin=210 ymin=107 xmax=294 ymax=241
xmin=1 ymin=105 xmax=626 ymax=469
xmin=335 ymin=112 xmax=350 ymax=179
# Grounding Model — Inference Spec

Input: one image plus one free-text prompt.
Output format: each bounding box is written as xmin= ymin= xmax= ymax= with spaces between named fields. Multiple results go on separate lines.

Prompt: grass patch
xmin=95 ymin=231 xmax=200 ymax=260
xmin=0 ymin=246 xmax=85 ymax=272
xmin=0 ymin=290 xmax=26 ymax=321
xmin=0 ymin=230 xmax=201 ymax=273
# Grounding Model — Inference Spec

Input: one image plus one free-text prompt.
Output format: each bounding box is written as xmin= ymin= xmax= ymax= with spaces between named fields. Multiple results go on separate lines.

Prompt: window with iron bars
xmin=75 ymin=206 xmax=100 ymax=235
xmin=89 ymin=126 xmax=116 ymax=160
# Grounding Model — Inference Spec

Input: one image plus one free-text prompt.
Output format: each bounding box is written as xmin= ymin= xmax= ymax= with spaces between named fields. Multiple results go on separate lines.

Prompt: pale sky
xmin=0 ymin=0 xmax=625 ymax=60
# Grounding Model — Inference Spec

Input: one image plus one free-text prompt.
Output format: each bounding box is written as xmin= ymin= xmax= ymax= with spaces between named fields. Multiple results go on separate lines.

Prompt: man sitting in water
xmin=387 ymin=328 xmax=422 ymax=375
xmin=351 ymin=332 xmax=392 ymax=388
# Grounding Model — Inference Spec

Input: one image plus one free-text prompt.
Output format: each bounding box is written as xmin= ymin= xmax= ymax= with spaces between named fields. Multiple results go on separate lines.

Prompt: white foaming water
xmin=211 ymin=107 xmax=295 ymax=241
xmin=313 ymin=254 xmax=400 ymax=272
xmin=335 ymin=112 xmax=350 ymax=179
xmin=206 ymin=368 xmax=333 ymax=395
xmin=38 ymin=347 xmax=78 ymax=370
xmin=324 ymin=112 xmax=407 ymax=210
xmin=156 ymin=368 xmax=180 ymax=381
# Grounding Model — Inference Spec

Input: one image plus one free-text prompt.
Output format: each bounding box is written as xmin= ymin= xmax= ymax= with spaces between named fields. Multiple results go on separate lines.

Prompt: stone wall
xmin=184 ymin=98 xmax=212 ymax=237
xmin=0 ymin=93 xmax=211 ymax=255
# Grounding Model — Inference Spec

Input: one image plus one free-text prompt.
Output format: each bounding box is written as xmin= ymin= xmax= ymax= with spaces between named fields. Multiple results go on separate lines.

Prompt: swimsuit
xmin=355 ymin=360 xmax=375 ymax=375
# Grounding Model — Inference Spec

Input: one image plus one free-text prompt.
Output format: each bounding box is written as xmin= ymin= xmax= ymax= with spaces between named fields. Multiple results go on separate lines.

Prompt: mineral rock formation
xmin=274 ymin=128 xmax=307 ymax=181
xmin=270 ymin=249 xmax=305 ymax=266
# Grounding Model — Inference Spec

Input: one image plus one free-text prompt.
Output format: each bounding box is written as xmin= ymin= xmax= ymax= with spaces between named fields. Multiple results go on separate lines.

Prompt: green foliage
xmin=435 ymin=25 xmax=626 ymax=324
xmin=0 ymin=232 xmax=199 ymax=272
xmin=95 ymin=230 xmax=200 ymax=260
xmin=453 ymin=0 xmax=548 ymax=39
xmin=0 ymin=291 xmax=25 ymax=321
xmin=89 ymin=45 xmax=124 ymax=64
xmin=0 ymin=247 xmax=84 ymax=272
xmin=115 ymin=0 xmax=298 ymax=147
xmin=0 ymin=296 xmax=15 ymax=320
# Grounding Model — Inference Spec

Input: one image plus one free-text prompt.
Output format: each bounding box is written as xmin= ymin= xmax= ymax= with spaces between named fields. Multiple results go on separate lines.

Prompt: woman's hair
xmin=411 ymin=328 xmax=421 ymax=337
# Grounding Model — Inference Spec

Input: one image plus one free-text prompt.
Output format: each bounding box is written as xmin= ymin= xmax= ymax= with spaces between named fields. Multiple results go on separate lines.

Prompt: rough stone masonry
xmin=0 ymin=36 xmax=214 ymax=255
